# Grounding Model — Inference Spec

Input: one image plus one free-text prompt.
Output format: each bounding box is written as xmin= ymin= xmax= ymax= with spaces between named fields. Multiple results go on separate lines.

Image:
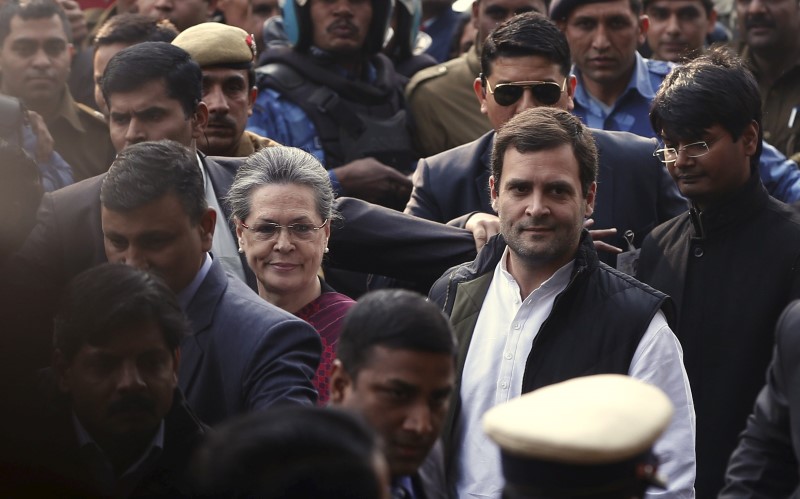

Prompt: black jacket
xmin=637 ymin=173 xmax=800 ymax=498
xmin=721 ymin=300 xmax=800 ymax=498
xmin=430 ymin=231 xmax=673 ymax=469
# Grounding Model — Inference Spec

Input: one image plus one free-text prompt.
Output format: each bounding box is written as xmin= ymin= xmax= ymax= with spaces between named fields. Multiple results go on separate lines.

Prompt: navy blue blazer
xmin=180 ymin=257 xmax=320 ymax=426
xmin=405 ymin=129 xmax=689 ymax=266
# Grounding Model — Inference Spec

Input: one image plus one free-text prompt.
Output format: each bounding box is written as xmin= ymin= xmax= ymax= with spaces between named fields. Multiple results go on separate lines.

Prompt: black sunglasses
xmin=483 ymin=77 xmax=567 ymax=107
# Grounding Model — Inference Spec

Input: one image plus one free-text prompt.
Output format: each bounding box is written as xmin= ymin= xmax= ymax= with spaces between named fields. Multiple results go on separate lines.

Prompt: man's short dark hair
xmin=53 ymin=263 xmax=188 ymax=362
xmin=549 ymin=0 xmax=643 ymax=21
xmin=492 ymin=107 xmax=598 ymax=197
xmin=101 ymin=42 xmax=201 ymax=118
xmin=0 ymin=0 xmax=71 ymax=46
xmin=100 ymin=140 xmax=207 ymax=224
xmin=93 ymin=14 xmax=178 ymax=47
xmin=650 ymin=46 xmax=763 ymax=169
xmin=336 ymin=289 xmax=456 ymax=379
xmin=191 ymin=407 xmax=384 ymax=498
xmin=642 ymin=0 xmax=714 ymax=15
xmin=480 ymin=12 xmax=571 ymax=80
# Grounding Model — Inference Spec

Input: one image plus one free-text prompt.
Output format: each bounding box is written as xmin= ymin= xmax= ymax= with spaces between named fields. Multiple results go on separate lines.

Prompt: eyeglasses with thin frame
xmin=653 ymin=138 xmax=719 ymax=164
xmin=239 ymin=219 xmax=329 ymax=241
xmin=483 ymin=77 xmax=568 ymax=107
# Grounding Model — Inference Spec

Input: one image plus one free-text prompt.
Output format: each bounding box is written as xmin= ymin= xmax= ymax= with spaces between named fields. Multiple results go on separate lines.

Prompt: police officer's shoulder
xmin=405 ymin=60 xmax=453 ymax=97
xmin=76 ymin=102 xmax=109 ymax=128
xmin=646 ymin=58 xmax=674 ymax=77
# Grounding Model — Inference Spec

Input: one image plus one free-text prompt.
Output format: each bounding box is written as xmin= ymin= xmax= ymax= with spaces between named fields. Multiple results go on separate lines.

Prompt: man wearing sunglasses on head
xmin=405 ymin=12 xmax=687 ymax=267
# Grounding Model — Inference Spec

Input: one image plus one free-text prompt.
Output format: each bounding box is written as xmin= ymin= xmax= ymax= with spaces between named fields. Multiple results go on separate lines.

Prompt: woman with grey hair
xmin=229 ymin=146 xmax=355 ymax=404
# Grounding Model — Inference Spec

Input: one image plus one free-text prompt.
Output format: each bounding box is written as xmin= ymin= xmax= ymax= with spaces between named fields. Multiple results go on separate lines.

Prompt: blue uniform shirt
xmin=572 ymin=53 xmax=673 ymax=138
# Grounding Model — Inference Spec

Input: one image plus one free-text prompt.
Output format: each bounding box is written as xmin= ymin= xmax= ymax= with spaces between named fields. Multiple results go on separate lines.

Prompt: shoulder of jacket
xmin=255 ymin=62 xmax=305 ymax=90
xmin=76 ymin=103 xmax=107 ymax=127
xmin=406 ymin=64 xmax=450 ymax=95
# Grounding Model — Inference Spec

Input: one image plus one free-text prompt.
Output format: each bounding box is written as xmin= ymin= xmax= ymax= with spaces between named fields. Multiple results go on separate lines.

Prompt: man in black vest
xmin=428 ymin=107 xmax=695 ymax=499
xmin=247 ymin=0 xmax=415 ymax=210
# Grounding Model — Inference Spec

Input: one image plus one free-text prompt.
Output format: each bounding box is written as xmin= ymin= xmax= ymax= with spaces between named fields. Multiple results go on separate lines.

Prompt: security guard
xmin=483 ymin=374 xmax=674 ymax=499
xmin=172 ymin=23 xmax=280 ymax=158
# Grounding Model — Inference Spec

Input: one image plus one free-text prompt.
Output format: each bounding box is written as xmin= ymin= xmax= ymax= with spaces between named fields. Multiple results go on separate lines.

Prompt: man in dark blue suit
xmin=100 ymin=140 xmax=320 ymax=425
xmin=405 ymin=12 xmax=687 ymax=265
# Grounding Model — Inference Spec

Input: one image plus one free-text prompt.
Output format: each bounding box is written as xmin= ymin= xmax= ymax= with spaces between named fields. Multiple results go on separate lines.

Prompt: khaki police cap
xmin=172 ymin=22 xmax=256 ymax=68
xmin=483 ymin=374 xmax=673 ymax=465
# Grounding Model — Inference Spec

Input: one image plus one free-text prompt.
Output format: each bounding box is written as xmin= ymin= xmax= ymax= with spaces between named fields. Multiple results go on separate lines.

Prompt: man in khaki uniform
xmin=405 ymin=0 xmax=546 ymax=157
xmin=172 ymin=22 xmax=278 ymax=157
xmin=736 ymin=0 xmax=800 ymax=162
xmin=0 ymin=0 xmax=115 ymax=182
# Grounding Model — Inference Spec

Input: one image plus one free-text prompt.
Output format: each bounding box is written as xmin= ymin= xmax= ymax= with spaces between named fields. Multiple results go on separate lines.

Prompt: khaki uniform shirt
xmin=47 ymin=88 xmax=116 ymax=181
xmin=741 ymin=45 xmax=800 ymax=162
xmin=405 ymin=46 xmax=492 ymax=158
xmin=232 ymin=130 xmax=280 ymax=157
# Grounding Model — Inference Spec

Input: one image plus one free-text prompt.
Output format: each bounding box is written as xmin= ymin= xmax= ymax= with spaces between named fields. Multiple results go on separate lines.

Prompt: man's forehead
xmin=107 ymin=80 xmax=179 ymax=110
xmin=481 ymin=0 xmax=547 ymax=13
xmin=202 ymin=67 xmax=249 ymax=82
xmin=646 ymin=0 xmax=705 ymax=10
xmin=567 ymin=0 xmax=637 ymax=18
xmin=7 ymin=14 xmax=68 ymax=39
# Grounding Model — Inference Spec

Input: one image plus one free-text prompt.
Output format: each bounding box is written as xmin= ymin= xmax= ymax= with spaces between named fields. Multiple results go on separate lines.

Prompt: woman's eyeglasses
xmin=239 ymin=219 xmax=328 ymax=241
xmin=483 ymin=77 xmax=567 ymax=107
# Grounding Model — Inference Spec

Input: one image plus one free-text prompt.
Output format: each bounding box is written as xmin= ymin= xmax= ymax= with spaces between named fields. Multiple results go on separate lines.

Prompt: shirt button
xmin=504 ymin=352 xmax=512 ymax=360
xmin=693 ymin=247 xmax=704 ymax=258
xmin=514 ymin=323 xmax=521 ymax=330
xmin=500 ymin=381 xmax=508 ymax=389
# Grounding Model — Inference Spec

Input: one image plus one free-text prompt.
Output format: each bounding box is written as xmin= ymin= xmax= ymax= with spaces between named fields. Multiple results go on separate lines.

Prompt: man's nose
xmin=402 ymin=402 xmax=434 ymax=436
xmin=525 ymin=190 xmax=550 ymax=218
xmin=591 ymin=25 xmax=611 ymax=50
xmin=117 ymin=360 xmax=147 ymax=392
xmin=124 ymin=119 xmax=147 ymax=146
xmin=665 ymin=13 xmax=681 ymax=34
xmin=205 ymin=84 xmax=229 ymax=115
xmin=30 ymin=46 xmax=52 ymax=68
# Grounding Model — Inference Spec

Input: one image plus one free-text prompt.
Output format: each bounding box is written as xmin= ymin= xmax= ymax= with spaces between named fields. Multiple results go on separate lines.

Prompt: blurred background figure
xmin=418 ymin=0 xmax=460 ymax=62
xmin=229 ymin=146 xmax=355 ymax=404
xmin=191 ymin=407 xmax=391 ymax=499
xmin=383 ymin=0 xmax=437 ymax=79
xmin=483 ymin=375 xmax=674 ymax=499
xmin=92 ymin=13 xmax=178 ymax=116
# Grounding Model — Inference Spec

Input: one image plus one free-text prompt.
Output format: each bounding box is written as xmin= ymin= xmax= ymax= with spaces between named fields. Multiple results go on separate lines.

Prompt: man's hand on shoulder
xmin=464 ymin=212 xmax=500 ymax=251
xmin=332 ymin=158 xmax=413 ymax=210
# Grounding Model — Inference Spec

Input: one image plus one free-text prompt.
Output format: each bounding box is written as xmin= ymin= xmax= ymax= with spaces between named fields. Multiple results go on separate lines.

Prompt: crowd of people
xmin=1 ymin=0 xmax=800 ymax=495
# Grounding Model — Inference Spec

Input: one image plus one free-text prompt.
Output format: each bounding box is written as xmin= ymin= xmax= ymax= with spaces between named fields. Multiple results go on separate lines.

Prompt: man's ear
xmin=566 ymin=74 xmax=577 ymax=111
xmin=329 ymin=359 xmax=352 ymax=405
xmin=192 ymin=102 xmax=209 ymax=139
xmin=474 ymin=77 xmax=488 ymax=115
xmin=638 ymin=15 xmax=649 ymax=45
xmin=585 ymin=181 xmax=597 ymax=218
xmin=742 ymin=120 xmax=759 ymax=156
xmin=489 ymin=174 xmax=498 ymax=212
xmin=53 ymin=349 xmax=71 ymax=394
xmin=173 ymin=347 xmax=181 ymax=375
xmin=199 ymin=207 xmax=217 ymax=252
